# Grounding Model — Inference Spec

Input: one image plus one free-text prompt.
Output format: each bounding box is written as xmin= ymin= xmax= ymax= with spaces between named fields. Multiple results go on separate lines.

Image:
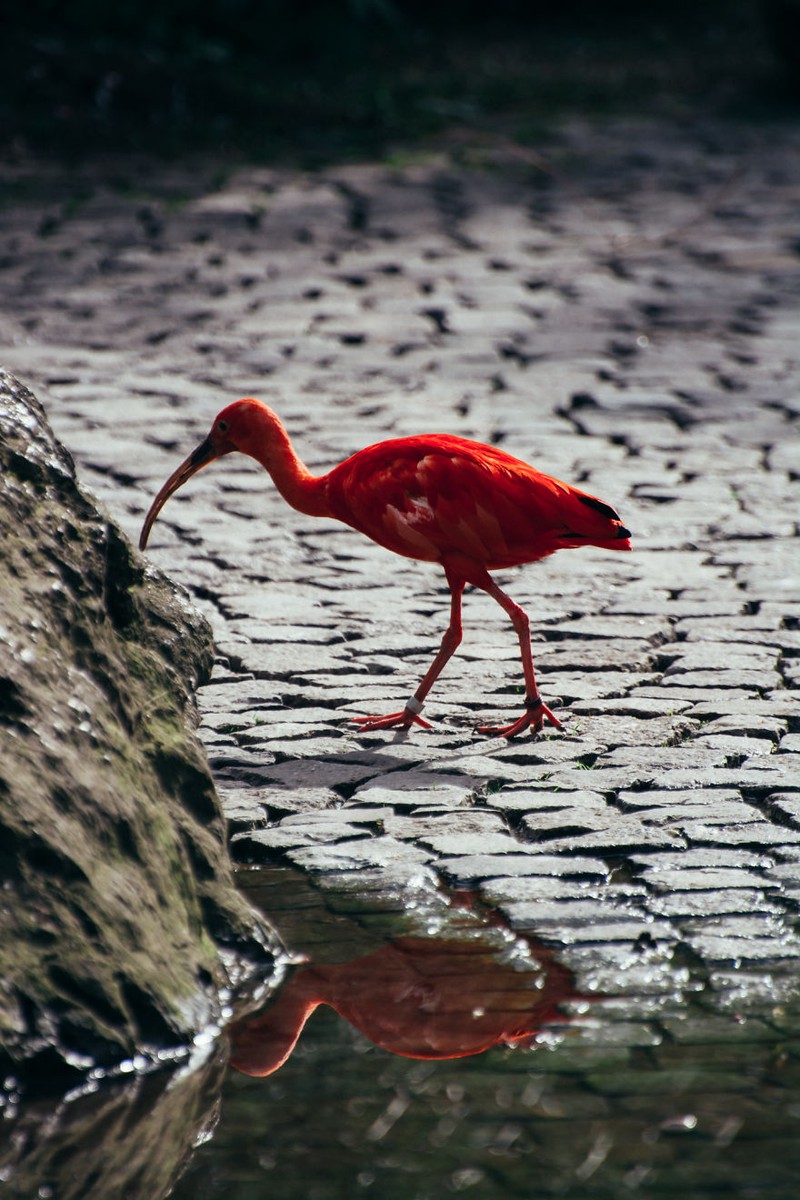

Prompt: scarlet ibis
xmin=139 ymin=398 xmax=631 ymax=737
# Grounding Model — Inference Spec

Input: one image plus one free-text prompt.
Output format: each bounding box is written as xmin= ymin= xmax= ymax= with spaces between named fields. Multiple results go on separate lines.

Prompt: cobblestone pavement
xmin=1 ymin=118 xmax=799 ymax=1029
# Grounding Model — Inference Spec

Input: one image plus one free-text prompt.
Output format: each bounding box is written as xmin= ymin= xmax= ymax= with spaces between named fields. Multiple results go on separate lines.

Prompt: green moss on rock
xmin=0 ymin=369 xmax=282 ymax=1088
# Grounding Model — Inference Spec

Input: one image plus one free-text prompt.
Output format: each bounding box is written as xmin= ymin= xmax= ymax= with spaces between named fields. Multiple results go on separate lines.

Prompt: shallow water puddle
xmin=4 ymin=862 xmax=800 ymax=1198
xmin=228 ymin=863 xmax=578 ymax=1076
xmin=173 ymin=862 xmax=800 ymax=1200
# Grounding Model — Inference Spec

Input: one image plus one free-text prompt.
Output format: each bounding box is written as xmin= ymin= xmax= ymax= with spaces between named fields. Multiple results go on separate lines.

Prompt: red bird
xmin=139 ymin=399 xmax=631 ymax=737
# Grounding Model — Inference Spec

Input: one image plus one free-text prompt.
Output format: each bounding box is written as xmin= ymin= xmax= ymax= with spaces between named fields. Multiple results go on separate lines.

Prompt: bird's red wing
xmin=323 ymin=436 xmax=625 ymax=570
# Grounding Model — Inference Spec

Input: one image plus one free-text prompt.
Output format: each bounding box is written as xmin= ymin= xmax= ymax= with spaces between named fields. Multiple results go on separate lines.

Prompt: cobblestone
xmin=1 ymin=116 xmax=799 ymax=1026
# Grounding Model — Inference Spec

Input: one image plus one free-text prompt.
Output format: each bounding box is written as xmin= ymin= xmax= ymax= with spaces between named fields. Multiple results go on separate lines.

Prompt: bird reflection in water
xmin=229 ymin=926 xmax=576 ymax=1077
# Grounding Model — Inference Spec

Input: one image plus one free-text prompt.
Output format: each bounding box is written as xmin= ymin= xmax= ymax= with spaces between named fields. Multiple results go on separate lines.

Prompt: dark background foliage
xmin=2 ymin=1 xmax=798 ymax=162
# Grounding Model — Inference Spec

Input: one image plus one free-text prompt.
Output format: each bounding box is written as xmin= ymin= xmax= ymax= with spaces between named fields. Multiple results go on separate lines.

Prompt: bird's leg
xmin=352 ymin=577 xmax=465 ymax=732
xmin=476 ymin=576 xmax=562 ymax=738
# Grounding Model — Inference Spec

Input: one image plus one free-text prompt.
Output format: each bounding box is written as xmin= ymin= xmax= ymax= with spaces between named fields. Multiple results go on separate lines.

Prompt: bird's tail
xmin=561 ymin=489 xmax=632 ymax=551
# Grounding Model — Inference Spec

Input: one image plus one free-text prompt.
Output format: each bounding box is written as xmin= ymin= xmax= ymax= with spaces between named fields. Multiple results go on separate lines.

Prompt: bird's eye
xmin=218 ymin=419 xmax=229 ymax=434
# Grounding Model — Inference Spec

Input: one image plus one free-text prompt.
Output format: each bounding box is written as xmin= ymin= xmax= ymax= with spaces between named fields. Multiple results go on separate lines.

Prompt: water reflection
xmin=0 ymin=1051 xmax=225 ymax=1200
xmin=8 ymin=861 xmax=800 ymax=1200
xmin=171 ymin=864 xmax=800 ymax=1200
xmin=231 ymin=928 xmax=576 ymax=1076
xmin=174 ymin=988 xmax=800 ymax=1200
xmin=0 ymin=866 xmax=577 ymax=1198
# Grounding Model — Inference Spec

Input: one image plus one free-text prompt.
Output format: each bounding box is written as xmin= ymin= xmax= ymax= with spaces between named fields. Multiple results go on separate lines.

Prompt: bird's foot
xmin=352 ymin=700 xmax=432 ymax=732
xmin=478 ymin=695 xmax=562 ymax=739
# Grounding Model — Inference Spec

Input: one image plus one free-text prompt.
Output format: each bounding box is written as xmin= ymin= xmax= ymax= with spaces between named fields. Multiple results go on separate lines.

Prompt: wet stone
xmin=658 ymin=1014 xmax=776 ymax=1045
xmin=647 ymin=889 xmax=780 ymax=918
xmin=288 ymin=835 xmax=434 ymax=873
xmin=238 ymin=786 xmax=341 ymax=817
xmin=493 ymin=897 xmax=651 ymax=927
xmin=354 ymin=769 xmax=480 ymax=806
xmin=306 ymin=855 xmax=444 ymax=893
xmin=207 ymin=748 xmax=277 ymax=772
xmin=511 ymin=917 xmax=675 ymax=946
xmin=637 ymin=866 xmax=770 ymax=892
xmin=680 ymin=913 xmax=790 ymax=941
xmin=221 ymin=797 xmax=271 ymax=832
xmin=479 ymin=876 xmax=601 ymax=903
xmin=561 ymin=940 xmax=688 ymax=981
xmin=680 ymin=821 xmax=800 ymax=848
xmin=683 ymin=933 xmax=800 ymax=964
xmin=233 ymin=820 xmax=369 ymax=856
xmin=416 ymin=831 xmax=529 ymax=856
xmin=254 ymin=759 xmax=380 ymax=789
xmin=436 ymin=854 xmax=608 ymax=886
xmin=381 ymin=811 xmax=508 ymax=840
xmin=523 ymin=821 xmax=680 ymax=854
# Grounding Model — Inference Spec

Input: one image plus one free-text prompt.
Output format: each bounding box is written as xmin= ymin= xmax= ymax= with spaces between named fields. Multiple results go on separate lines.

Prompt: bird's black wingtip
xmin=577 ymin=494 xmax=621 ymax=522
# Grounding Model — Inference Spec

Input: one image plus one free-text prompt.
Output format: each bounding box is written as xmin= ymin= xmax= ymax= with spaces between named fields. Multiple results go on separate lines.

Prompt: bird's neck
xmin=243 ymin=407 xmax=331 ymax=518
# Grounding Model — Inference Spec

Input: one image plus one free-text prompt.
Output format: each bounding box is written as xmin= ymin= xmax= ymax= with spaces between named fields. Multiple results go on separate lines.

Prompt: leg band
xmin=524 ymin=695 xmax=543 ymax=710
xmin=405 ymin=695 xmax=424 ymax=715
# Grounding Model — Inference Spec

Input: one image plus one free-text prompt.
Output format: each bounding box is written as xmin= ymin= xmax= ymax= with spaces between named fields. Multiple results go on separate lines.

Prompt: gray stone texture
xmin=0 ymin=373 xmax=282 ymax=1084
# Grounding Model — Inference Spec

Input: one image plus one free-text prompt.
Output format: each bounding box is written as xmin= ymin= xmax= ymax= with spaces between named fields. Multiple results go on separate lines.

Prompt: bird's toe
xmin=478 ymin=698 xmax=562 ymax=739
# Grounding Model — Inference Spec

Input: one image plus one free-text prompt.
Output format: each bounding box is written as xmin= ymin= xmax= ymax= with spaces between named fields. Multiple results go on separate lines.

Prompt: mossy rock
xmin=0 ymin=369 xmax=281 ymax=1094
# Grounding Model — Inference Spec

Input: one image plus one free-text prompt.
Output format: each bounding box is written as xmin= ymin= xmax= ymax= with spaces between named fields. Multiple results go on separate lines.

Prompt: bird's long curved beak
xmin=139 ymin=434 xmax=224 ymax=551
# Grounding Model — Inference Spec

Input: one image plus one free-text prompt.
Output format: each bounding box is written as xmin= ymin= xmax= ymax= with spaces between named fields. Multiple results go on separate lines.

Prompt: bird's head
xmin=138 ymin=398 xmax=277 ymax=551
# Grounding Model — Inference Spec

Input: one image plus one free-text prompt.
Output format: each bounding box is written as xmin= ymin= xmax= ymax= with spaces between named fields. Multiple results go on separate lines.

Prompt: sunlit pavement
xmin=2 ymin=117 xmax=800 ymax=1190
